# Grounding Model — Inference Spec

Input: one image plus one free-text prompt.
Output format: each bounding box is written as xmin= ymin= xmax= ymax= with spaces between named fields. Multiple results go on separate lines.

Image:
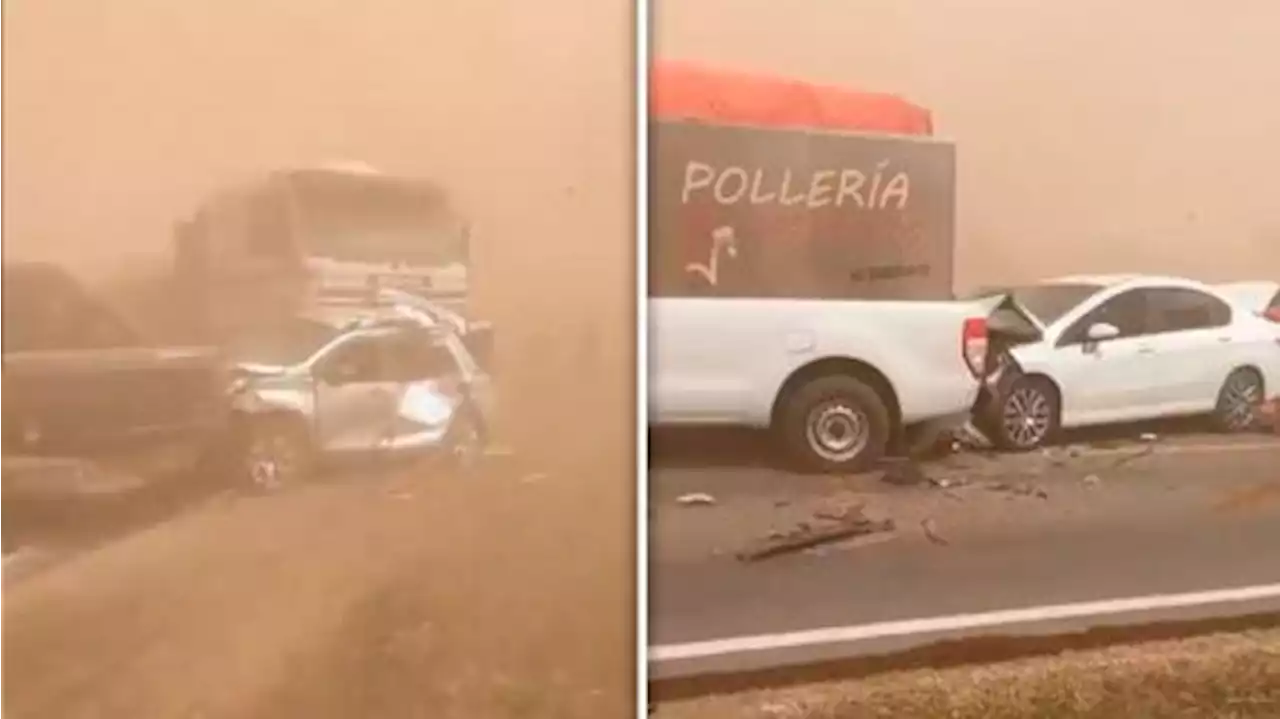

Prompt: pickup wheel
xmin=777 ymin=375 xmax=891 ymax=473
xmin=236 ymin=415 xmax=314 ymax=491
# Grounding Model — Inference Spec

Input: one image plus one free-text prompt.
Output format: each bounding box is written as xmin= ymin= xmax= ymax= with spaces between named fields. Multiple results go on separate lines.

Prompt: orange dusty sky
xmin=3 ymin=0 xmax=633 ymax=323
xmin=5 ymin=0 xmax=1279 ymax=299
xmin=657 ymin=0 xmax=1280 ymax=287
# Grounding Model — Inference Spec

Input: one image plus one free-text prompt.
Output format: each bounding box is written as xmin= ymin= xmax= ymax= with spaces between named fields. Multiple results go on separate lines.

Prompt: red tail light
xmin=1265 ymin=308 xmax=1280 ymax=323
xmin=962 ymin=317 xmax=988 ymax=378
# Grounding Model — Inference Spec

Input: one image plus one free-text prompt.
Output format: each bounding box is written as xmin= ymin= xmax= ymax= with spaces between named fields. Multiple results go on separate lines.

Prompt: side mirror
xmin=1086 ymin=322 xmax=1121 ymax=341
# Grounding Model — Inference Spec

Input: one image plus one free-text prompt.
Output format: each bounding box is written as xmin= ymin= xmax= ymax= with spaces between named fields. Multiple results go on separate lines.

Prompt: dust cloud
xmin=657 ymin=0 xmax=1280 ymax=288
xmin=3 ymin=1 xmax=635 ymax=716
xmin=4 ymin=0 xmax=635 ymax=444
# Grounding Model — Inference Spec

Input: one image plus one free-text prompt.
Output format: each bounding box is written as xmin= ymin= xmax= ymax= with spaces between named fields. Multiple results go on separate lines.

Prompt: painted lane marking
xmin=649 ymin=583 xmax=1280 ymax=662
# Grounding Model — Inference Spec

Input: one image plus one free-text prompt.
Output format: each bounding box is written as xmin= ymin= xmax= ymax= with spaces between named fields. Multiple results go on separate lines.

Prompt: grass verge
xmin=654 ymin=629 xmax=1280 ymax=719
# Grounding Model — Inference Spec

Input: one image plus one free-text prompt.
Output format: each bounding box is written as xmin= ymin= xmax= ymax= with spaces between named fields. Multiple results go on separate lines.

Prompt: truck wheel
xmin=238 ymin=416 xmax=313 ymax=491
xmin=777 ymin=375 xmax=891 ymax=473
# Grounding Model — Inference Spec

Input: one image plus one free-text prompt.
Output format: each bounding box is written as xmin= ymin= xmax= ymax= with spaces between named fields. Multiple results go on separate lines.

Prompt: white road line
xmin=649 ymin=583 xmax=1280 ymax=662
xmin=1134 ymin=441 xmax=1279 ymax=456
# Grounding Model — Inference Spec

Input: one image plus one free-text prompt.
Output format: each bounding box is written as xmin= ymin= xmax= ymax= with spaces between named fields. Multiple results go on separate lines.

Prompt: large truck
xmin=648 ymin=62 xmax=994 ymax=472
xmin=173 ymin=163 xmax=472 ymax=342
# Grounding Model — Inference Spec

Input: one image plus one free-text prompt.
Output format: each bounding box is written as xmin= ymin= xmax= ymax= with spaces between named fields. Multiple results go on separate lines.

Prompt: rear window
xmin=1009 ymin=283 xmax=1105 ymax=326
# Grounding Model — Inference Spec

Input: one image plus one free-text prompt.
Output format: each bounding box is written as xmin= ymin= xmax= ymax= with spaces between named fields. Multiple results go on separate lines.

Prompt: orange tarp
xmin=651 ymin=60 xmax=933 ymax=137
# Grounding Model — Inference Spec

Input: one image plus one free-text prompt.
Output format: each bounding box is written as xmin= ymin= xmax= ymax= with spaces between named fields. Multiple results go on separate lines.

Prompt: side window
xmin=384 ymin=330 xmax=459 ymax=382
xmin=1146 ymin=288 xmax=1231 ymax=333
xmin=316 ymin=335 xmax=386 ymax=384
xmin=1058 ymin=289 xmax=1150 ymax=345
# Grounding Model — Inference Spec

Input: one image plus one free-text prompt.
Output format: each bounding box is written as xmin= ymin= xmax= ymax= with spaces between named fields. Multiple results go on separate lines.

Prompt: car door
xmin=1051 ymin=289 xmax=1164 ymax=424
xmin=380 ymin=329 xmax=466 ymax=450
xmin=311 ymin=330 xmax=402 ymax=453
xmin=1142 ymin=287 xmax=1239 ymax=413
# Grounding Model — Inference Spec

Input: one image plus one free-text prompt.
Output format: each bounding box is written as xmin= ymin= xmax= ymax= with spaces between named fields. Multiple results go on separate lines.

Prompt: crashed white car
xmin=224 ymin=303 xmax=494 ymax=489
xmin=975 ymin=274 xmax=1280 ymax=449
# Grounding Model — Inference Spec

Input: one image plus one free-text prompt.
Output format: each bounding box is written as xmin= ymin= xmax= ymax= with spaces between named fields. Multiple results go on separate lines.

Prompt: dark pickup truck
xmin=2 ymin=262 xmax=233 ymax=469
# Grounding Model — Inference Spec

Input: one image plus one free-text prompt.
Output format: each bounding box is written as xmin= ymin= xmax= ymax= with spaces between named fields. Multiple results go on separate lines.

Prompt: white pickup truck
xmin=650 ymin=297 xmax=999 ymax=472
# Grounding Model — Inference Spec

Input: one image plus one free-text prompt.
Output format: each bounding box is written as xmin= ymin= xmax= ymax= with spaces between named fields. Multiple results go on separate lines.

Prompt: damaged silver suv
xmin=223 ymin=306 xmax=494 ymax=489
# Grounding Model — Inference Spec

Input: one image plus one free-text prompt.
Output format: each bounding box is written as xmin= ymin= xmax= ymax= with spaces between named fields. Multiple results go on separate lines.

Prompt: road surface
xmin=3 ymin=411 xmax=634 ymax=719
xmin=649 ymin=430 xmax=1280 ymax=678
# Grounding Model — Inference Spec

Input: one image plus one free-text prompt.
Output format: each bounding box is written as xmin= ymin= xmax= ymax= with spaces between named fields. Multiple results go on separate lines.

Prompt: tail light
xmin=962 ymin=317 xmax=988 ymax=378
xmin=1264 ymin=308 xmax=1280 ymax=323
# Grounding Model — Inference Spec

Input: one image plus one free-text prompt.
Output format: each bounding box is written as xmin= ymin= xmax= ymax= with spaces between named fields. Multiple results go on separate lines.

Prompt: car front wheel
xmin=989 ymin=375 xmax=1060 ymax=451
xmin=238 ymin=415 xmax=313 ymax=491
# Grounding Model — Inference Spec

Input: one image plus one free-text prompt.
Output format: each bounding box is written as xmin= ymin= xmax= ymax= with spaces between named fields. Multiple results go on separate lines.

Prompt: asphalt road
xmin=649 ymin=430 xmax=1280 ymax=678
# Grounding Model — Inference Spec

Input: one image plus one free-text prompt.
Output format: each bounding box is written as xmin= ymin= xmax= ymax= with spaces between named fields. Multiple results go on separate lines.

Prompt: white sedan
xmin=975 ymin=274 xmax=1280 ymax=450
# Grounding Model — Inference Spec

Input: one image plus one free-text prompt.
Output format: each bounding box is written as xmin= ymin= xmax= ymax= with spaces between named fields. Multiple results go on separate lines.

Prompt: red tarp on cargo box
xmin=651 ymin=60 xmax=933 ymax=137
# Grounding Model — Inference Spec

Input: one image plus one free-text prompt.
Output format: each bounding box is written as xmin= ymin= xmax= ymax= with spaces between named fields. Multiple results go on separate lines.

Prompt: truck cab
xmin=173 ymin=164 xmax=472 ymax=343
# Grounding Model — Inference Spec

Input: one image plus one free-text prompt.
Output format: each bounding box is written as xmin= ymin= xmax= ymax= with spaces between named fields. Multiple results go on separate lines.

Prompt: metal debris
xmin=1110 ymin=444 xmax=1155 ymax=468
xmin=921 ymin=517 xmax=950 ymax=546
xmin=929 ymin=475 xmax=968 ymax=490
xmin=676 ymin=492 xmax=716 ymax=506
xmin=953 ymin=421 xmax=994 ymax=450
xmin=985 ymin=481 xmax=1049 ymax=500
xmin=738 ymin=509 xmax=896 ymax=562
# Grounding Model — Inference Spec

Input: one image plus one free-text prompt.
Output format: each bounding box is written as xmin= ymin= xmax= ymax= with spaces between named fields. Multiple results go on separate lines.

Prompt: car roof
xmin=1045 ymin=273 xmax=1200 ymax=288
xmin=299 ymin=304 xmax=438 ymax=332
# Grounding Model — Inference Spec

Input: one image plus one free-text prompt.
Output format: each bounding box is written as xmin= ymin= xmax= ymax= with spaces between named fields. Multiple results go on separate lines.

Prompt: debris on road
xmin=1109 ymin=444 xmax=1155 ymax=468
xmin=1139 ymin=432 xmax=1159 ymax=443
xmin=737 ymin=508 xmax=895 ymax=562
xmin=952 ymin=421 xmax=994 ymax=451
xmin=984 ymin=481 xmax=1049 ymax=500
xmin=921 ymin=517 xmax=949 ymax=546
xmin=879 ymin=459 xmax=929 ymax=487
xmin=676 ymin=493 xmax=716 ymax=507
xmin=1082 ymin=473 xmax=1103 ymax=487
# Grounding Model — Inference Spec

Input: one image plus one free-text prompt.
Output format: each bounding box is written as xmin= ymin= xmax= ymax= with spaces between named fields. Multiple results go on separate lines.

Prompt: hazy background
xmin=657 ymin=0 xmax=1280 ymax=288
xmin=4 ymin=0 xmax=632 ymax=327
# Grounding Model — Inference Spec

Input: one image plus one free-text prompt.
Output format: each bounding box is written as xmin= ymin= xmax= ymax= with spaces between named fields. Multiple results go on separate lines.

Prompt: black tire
xmin=1211 ymin=368 xmax=1265 ymax=433
xmin=983 ymin=374 xmax=1061 ymax=451
xmin=441 ymin=407 xmax=484 ymax=473
xmin=236 ymin=415 xmax=314 ymax=491
xmin=775 ymin=375 xmax=891 ymax=474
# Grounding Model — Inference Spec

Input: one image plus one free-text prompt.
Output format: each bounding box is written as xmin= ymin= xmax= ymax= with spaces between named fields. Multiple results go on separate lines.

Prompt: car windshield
xmin=227 ymin=318 xmax=340 ymax=366
xmin=1008 ymin=283 xmax=1105 ymax=326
